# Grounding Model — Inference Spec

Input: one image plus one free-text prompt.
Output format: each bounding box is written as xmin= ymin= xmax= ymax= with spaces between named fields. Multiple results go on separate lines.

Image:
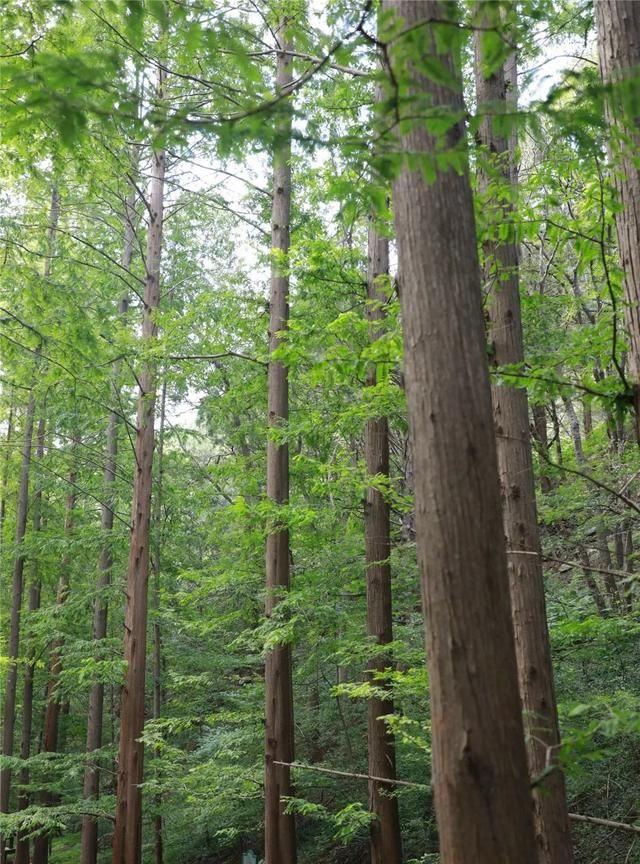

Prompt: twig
xmin=273 ymin=760 xmax=427 ymax=789
xmin=569 ymin=813 xmax=640 ymax=835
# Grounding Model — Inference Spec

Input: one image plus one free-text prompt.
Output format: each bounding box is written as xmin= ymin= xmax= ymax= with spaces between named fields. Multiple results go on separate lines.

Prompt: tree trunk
xmin=595 ymin=1 xmax=640 ymax=434
xmin=384 ymin=3 xmax=537 ymax=861
xmin=264 ymin=21 xmax=296 ymax=864
xmin=0 ymin=400 xmax=14 ymax=561
xmin=579 ymin=547 xmax=607 ymax=617
xmin=364 ymin=218 xmax=402 ymax=864
xmin=15 ymin=413 xmax=46 ymax=864
xmin=81 ymin=187 xmax=135 ymax=864
xmin=0 ymin=392 xmax=36 ymax=864
xmin=112 ymin=65 xmax=166 ymax=864
xmin=474 ymin=36 xmax=573 ymax=864
xmin=532 ymin=404 xmax=553 ymax=493
xmin=32 ymin=454 xmax=77 ymax=864
xmin=562 ymin=397 xmax=585 ymax=464
xmin=152 ymin=379 xmax=167 ymax=864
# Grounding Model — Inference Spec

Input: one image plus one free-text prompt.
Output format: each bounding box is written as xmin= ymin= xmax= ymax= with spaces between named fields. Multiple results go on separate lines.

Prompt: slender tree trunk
xmin=32 ymin=454 xmax=77 ymax=864
xmin=579 ymin=547 xmax=607 ymax=617
xmin=474 ymin=36 xmax=572 ymax=864
xmin=384 ymin=3 xmax=537 ymax=861
xmin=112 ymin=65 xmax=166 ymax=864
xmin=81 ymin=188 xmax=135 ymax=864
xmin=595 ymin=1 xmax=640 ymax=434
xmin=0 ymin=393 xmax=36 ymax=864
xmin=15 ymin=413 xmax=46 ymax=864
xmin=597 ymin=528 xmax=622 ymax=613
xmin=364 ymin=218 xmax=402 ymax=864
xmin=0 ymin=400 xmax=14 ymax=560
xmin=562 ymin=396 xmax=585 ymax=464
xmin=152 ymin=380 xmax=167 ymax=864
xmin=264 ymin=21 xmax=296 ymax=864
xmin=532 ymin=404 xmax=553 ymax=493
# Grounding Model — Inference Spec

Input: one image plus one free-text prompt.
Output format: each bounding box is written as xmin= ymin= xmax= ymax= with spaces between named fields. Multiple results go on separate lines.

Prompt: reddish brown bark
xmin=384 ymin=3 xmax=538 ymax=861
xmin=112 ymin=65 xmax=166 ymax=864
xmin=474 ymin=35 xmax=573 ymax=864
xmin=595 ymin=1 xmax=640 ymax=432
xmin=364 ymin=218 xmax=402 ymax=864
xmin=264 ymin=21 xmax=296 ymax=864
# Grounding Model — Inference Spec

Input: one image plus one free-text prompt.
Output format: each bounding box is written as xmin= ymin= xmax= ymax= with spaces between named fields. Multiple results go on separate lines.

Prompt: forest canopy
xmin=1 ymin=1 xmax=640 ymax=863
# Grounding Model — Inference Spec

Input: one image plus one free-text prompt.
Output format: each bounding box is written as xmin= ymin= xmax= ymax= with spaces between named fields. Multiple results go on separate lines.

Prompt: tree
xmin=364 ymin=215 xmax=402 ymax=864
xmin=264 ymin=19 xmax=297 ymax=864
xmin=383 ymin=2 xmax=538 ymax=860
xmin=0 ymin=391 xmax=36 ymax=864
xmin=595 ymin=1 xmax=640 ymax=434
xmin=473 ymin=29 xmax=573 ymax=864
xmin=80 ymin=186 xmax=135 ymax=864
xmin=112 ymin=63 xmax=166 ymax=864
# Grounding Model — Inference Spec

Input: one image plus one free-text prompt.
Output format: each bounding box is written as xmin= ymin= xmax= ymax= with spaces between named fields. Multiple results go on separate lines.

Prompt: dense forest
xmin=1 ymin=1 xmax=640 ymax=863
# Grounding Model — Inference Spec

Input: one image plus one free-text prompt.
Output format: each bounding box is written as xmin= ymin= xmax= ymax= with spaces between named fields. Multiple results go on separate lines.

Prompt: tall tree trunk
xmin=384 ymin=3 xmax=537 ymax=862
xmin=562 ymin=396 xmax=585 ymax=464
xmin=32 ymin=453 xmax=77 ymax=864
xmin=0 ymin=393 xmax=36 ymax=864
xmin=112 ymin=65 xmax=166 ymax=864
xmin=264 ymin=21 xmax=296 ymax=864
xmin=15 ymin=413 xmax=46 ymax=864
xmin=364 ymin=218 xmax=402 ymax=864
xmin=474 ymin=36 xmax=572 ymax=864
xmin=0 ymin=399 xmax=14 ymax=561
xmin=595 ymin=1 xmax=640 ymax=433
xmin=81 ymin=187 xmax=135 ymax=864
xmin=152 ymin=380 xmax=167 ymax=864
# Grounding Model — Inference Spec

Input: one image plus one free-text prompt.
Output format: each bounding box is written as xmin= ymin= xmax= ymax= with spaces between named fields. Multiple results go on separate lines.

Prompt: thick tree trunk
xmin=112 ymin=67 xmax=166 ymax=864
xmin=81 ymin=188 xmax=135 ymax=864
xmin=384 ymin=3 xmax=537 ymax=862
xmin=474 ymin=37 xmax=573 ymax=864
xmin=264 ymin=21 xmax=296 ymax=864
xmin=32 ymin=456 xmax=77 ymax=864
xmin=595 ymin=1 xmax=640 ymax=433
xmin=0 ymin=393 xmax=36 ymax=864
xmin=15 ymin=413 xmax=46 ymax=864
xmin=364 ymin=218 xmax=402 ymax=864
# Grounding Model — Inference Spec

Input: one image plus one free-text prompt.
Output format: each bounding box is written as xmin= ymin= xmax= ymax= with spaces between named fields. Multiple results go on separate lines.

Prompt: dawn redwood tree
xmin=15 ymin=413 xmax=46 ymax=864
xmin=595 ymin=1 xmax=640 ymax=432
xmin=32 ymin=451 xmax=78 ymax=864
xmin=382 ymin=3 xmax=538 ymax=861
xmin=474 ymin=32 xmax=573 ymax=864
xmin=264 ymin=20 xmax=297 ymax=864
xmin=0 ymin=391 xmax=36 ymax=864
xmin=364 ymin=216 xmax=402 ymax=864
xmin=112 ymin=65 xmax=166 ymax=864
xmin=80 ymin=188 xmax=135 ymax=864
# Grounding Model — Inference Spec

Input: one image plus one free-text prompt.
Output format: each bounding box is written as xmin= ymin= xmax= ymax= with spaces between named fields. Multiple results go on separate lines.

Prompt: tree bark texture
xmin=264 ymin=22 xmax=297 ymax=864
xmin=81 ymin=187 xmax=135 ymax=864
xmin=595 ymin=1 xmax=640 ymax=432
xmin=474 ymin=35 xmax=573 ymax=864
xmin=384 ymin=3 xmax=538 ymax=862
xmin=112 ymin=67 xmax=166 ymax=864
xmin=364 ymin=218 xmax=402 ymax=864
